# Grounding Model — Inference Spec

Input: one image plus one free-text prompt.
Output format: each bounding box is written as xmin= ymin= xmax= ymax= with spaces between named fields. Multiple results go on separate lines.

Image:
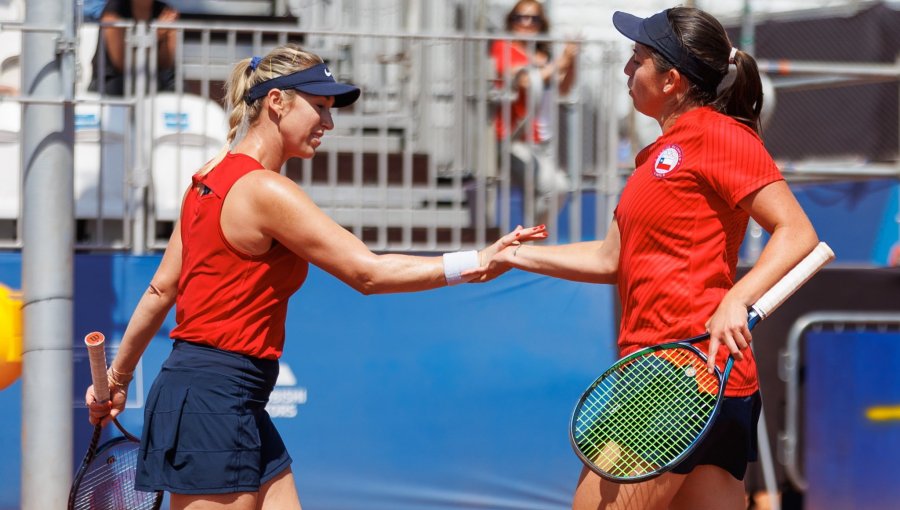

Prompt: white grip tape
xmin=752 ymin=242 xmax=835 ymax=319
xmin=84 ymin=331 xmax=110 ymax=403
xmin=443 ymin=250 xmax=479 ymax=286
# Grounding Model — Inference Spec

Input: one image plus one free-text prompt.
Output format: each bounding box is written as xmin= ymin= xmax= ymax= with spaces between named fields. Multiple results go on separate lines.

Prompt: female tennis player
xmin=83 ymin=44 xmax=546 ymax=509
xmin=482 ymin=7 xmax=818 ymax=509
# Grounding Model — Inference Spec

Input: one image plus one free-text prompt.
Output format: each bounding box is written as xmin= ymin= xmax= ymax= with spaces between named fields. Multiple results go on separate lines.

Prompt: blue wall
xmin=805 ymin=330 xmax=900 ymax=510
xmin=0 ymin=179 xmax=896 ymax=507
xmin=0 ymin=252 xmax=616 ymax=509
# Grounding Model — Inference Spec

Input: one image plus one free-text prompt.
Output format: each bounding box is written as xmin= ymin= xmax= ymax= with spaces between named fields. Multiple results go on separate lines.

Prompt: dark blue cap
xmin=613 ymin=10 xmax=723 ymax=93
xmin=244 ymin=63 xmax=361 ymax=108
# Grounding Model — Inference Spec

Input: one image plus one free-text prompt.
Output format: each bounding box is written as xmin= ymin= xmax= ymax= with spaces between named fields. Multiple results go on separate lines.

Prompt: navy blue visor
xmin=244 ymin=63 xmax=361 ymax=107
xmin=613 ymin=10 xmax=723 ymax=93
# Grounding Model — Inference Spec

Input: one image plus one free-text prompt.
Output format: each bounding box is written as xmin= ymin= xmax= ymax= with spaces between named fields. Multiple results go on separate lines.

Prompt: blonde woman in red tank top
xmin=84 ymin=44 xmax=548 ymax=509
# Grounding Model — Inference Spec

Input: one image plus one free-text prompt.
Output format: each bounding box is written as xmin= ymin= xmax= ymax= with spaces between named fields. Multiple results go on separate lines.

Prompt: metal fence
xmin=778 ymin=311 xmax=900 ymax=500
xmin=0 ymin=13 xmax=898 ymax=253
xmin=1 ymin=18 xmax=630 ymax=252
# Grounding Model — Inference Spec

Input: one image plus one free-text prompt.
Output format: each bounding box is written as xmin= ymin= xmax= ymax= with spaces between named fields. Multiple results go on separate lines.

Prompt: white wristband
xmin=442 ymin=250 xmax=479 ymax=286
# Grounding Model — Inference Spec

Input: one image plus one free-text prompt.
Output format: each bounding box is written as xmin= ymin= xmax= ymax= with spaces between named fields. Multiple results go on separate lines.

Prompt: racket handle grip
xmin=84 ymin=331 xmax=110 ymax=404
xmin=752 ymin=242 xmax=835 ymax=320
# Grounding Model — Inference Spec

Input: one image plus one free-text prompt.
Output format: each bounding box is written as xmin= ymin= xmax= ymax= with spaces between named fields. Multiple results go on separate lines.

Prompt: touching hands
xmin=463 ymin=224 xmax=548 ymax=283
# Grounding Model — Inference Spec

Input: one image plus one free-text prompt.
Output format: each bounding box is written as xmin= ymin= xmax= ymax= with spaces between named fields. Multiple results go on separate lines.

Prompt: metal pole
xmin=132 ymin=21 xmax=149 ymax=255
xmin=20 ymin=0 xmax=75 ymax=507
xmin=740 ymin=0 xmax=764 ymax=264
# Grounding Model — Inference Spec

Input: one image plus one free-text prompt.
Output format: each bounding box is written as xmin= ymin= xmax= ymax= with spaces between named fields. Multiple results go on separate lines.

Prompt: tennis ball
xmin=0 ymin=284 xmax=22 ymax=391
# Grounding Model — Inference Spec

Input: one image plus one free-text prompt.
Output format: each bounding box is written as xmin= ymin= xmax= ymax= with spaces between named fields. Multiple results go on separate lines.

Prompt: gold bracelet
xmin=107 ymin=366 xmax=134 ymax=389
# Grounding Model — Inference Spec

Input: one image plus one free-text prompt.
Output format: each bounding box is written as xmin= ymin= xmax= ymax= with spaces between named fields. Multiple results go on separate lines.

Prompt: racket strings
xmin=71 ymin=441 xmax=160 ymax=510
xmin=573 ymin=348 xmax=721 ymax=478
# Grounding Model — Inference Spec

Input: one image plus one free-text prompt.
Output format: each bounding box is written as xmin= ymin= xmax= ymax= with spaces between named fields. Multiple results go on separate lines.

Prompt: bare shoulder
xmin=232 ymin=169 xmax=315 ymax=212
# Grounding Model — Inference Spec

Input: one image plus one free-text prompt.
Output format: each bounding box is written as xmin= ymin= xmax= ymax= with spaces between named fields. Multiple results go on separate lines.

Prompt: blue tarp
xmin=0 ymin=252 xmax=616 ymax=509
xmin=805 ymin=330 xmax=900 ymax=510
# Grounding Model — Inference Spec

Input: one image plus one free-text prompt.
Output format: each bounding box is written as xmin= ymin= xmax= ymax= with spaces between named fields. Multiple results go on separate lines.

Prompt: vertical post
xmin=741 ymin=0 xmax=765 ymax=264
xmin=20 ymin=0 xmax=75 ymax=507
xmin=132 ymin=21 xmax=149 ymax=255
xmin=895 ymin=55 xmax=900 ymax=262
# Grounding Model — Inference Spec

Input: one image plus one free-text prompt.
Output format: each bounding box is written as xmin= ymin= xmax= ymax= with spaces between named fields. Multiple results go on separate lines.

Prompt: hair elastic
xmin=249 ymin=56 xmax=262 ymax=71
xmin=728 ymin=47 xmax=738 ymax=65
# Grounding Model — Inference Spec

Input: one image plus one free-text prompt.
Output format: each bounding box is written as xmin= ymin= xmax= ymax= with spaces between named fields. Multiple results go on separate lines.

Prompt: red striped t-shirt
xmin=614 ymin=107 xmax=783 ymax=396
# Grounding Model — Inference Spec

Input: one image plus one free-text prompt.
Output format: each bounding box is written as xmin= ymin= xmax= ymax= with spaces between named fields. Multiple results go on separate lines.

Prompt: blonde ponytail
xmin=197 ymin=45 xmax=325 ymax=177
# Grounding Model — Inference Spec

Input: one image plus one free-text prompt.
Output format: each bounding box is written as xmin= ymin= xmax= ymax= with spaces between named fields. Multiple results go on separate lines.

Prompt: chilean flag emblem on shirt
xmin=653 ymin=144 xmax=683 ymax=177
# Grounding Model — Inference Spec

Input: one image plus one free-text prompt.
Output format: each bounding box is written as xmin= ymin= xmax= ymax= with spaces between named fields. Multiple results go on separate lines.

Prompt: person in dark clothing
xmin=89 ymin=0 xmax=179 ymax=95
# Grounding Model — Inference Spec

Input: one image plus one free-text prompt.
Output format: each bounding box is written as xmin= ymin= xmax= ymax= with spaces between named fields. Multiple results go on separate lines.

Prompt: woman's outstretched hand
xmin=463 ymin=224 xmax=548 ymax=283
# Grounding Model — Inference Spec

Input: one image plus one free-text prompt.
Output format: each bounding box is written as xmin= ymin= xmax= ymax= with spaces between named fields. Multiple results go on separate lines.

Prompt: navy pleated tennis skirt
xmin=134 ymin=340 xmax=291 ymax=495
xmin=671 ymin=391 xmax=762 ymax=480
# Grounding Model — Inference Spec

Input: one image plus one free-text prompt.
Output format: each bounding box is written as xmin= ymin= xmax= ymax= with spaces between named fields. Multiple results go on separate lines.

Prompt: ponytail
xmin=662 ymin=7 xmax=765 ymax=133
xmin=197 ymin=45 xmax=324 ymax=177
xmin=713 ymin=49 xmax=763 ymax=133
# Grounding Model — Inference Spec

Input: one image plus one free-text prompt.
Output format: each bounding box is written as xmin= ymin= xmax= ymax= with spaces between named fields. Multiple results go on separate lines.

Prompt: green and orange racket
xmin=570 ymin=242 xmax=834 ymax=483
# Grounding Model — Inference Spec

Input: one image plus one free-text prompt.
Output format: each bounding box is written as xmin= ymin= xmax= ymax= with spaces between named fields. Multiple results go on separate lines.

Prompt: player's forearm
xmin=507 ymin=241 xmax=617 ymax=284
xmin=110 ymin=288 xmax=175 ymax=375
xmin=731 ymin=224 xmax=818 ymax=308
xmin=336 ymin=252 xmax=447 ymax=295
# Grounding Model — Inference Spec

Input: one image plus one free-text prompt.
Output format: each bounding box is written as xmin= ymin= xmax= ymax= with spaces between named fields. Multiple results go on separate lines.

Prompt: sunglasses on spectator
xmin=512 ymin=14 xmax=542 ymax=25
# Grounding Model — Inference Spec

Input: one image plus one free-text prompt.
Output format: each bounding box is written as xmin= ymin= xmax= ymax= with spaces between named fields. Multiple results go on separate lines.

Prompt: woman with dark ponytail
xmin=481 ymin=7 xmax=819 ymax=508
xmin=84 ymin=43 xmax=546 ymax=509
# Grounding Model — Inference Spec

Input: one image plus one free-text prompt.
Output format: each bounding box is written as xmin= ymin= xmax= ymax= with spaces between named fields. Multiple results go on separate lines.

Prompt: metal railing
xmin=778 ymin=311 xmax=900 ymax=491
xmin=0 ymin=17 xmax=897 ymax=253
xmin=1 ymin=19 xmax=627 ymax=252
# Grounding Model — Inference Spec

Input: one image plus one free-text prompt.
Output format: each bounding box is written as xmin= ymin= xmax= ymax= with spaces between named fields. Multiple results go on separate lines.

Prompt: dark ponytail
xmin=713 ymin=49 xmax=763 ymax=133
xmin=652 ymin=7 xmax=765 ymax=133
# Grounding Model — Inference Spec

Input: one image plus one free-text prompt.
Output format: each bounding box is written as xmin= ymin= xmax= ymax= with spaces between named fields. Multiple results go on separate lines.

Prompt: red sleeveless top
xmin=169 ymin=152 xmax=308 ymax=359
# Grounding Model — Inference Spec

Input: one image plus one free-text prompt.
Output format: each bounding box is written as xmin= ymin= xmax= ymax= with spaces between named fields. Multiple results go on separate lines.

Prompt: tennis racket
xmin=570 ymin=241 xmax=834 ymax=483
xmin=68 ymin=331 xmax=162 ymax=510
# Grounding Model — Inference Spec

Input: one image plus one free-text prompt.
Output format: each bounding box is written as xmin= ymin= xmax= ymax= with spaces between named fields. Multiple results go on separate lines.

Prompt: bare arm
xmin=154 ymin=6 xmax=179 ymax=70
xmin=238 ymin=172 xmax=544 ymax=294
xmin=489 ymin=219 xmax=621 ymax=284
xmin=87 ymin=219 xmax=182 ymax=424
xmin=704 ymin=180 xmax=818 ymax=369
xmin=538 ymin=42 xmax=579 ymax=96
xmin=99 ymin=11 xmax=126 ymax=73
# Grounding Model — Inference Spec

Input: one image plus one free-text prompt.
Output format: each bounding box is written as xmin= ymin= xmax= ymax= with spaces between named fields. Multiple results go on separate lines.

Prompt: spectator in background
xmin=82 ymin=0 xmax=107 ymax=21
xmin=89 ymin=0 xmax=179 ymax=96
xmin=492 ymin=0 xmax=578 ymax=225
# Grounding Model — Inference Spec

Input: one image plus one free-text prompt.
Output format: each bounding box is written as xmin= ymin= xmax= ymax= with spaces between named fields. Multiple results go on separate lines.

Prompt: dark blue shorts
xmin=134 ymin=340 xmax=291 ymax=495
xmin=671 ymin=391 xmax=762 ymax=480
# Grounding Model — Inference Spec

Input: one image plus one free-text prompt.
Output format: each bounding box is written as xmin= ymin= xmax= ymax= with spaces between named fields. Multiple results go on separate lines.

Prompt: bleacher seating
xmin=0 ymin=101 xmax=20 ymax=220
xmin=76 ymin=23 xmax=100 ymax=95
xmin=73 ymin=95 xmax=129 ymax=219
xmin=149 ymin=92 xmax=228 ymax=221
xmin=0 ymin=0 xmax=23 ymax=95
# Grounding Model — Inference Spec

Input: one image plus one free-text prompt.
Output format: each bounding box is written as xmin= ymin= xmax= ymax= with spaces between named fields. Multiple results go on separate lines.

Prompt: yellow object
xmin=0 ymin=284 xmax=23 ymax=390
xmin=866 ymin=405 xmax=900 ymax=421
xmin=866 ymin=405 xmax=900 ymax=422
